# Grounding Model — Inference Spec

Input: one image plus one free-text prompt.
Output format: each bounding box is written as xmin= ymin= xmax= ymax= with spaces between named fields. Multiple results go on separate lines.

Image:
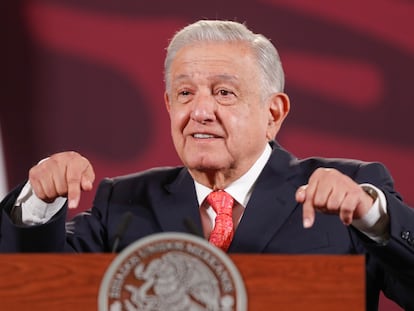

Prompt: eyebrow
xmin=213 ymin=74 xmax=240 ymax=83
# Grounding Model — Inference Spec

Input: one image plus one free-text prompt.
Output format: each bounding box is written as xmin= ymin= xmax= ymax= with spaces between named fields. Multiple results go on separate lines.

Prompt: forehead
xmin=169 ymin=42 xmax=259 ymax=83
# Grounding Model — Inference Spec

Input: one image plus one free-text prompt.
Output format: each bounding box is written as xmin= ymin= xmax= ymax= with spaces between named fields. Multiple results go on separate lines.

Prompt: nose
xmin=190 ymin=92 xmax=217 ymax=124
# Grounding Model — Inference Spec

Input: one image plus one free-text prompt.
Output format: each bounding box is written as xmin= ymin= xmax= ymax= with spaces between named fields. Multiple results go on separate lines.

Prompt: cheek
xmin=234 ymin=113 xmax=269 ymax=142
xmin=169 ymin=108 xmax=188 ymax=132
xmin=228 ymin=110 xmax=263 ymax=134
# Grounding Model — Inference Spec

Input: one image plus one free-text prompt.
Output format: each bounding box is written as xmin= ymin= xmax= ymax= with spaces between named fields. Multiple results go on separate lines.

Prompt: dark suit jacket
xmin=1 ymin=144 xmax=414 ymax=310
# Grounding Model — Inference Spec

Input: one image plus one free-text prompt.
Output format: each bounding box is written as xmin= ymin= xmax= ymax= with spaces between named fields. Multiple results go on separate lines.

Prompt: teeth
xmin=193 ymin=133 xmax=215 ymax=139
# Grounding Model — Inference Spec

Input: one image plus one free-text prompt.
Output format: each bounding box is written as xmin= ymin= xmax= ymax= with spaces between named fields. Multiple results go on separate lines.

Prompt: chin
xmin=185 ymin=158 xmax=228 ymax=172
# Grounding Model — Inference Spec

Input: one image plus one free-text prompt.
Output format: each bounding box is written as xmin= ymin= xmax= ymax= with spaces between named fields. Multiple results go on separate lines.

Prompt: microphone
xmin=111 ymin=212 xmax=133 ymax=253
xmin=183 ymin=217 xmax=204 ymax=239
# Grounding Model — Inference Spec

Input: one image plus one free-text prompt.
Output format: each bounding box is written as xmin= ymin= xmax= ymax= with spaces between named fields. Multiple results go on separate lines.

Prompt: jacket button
xmin=401 ymin=231 xmax=410 ymax=240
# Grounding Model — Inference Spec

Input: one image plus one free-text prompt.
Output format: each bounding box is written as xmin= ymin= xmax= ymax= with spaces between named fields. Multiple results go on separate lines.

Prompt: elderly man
xmin=1 ymin=20 xmax=413 ymax=310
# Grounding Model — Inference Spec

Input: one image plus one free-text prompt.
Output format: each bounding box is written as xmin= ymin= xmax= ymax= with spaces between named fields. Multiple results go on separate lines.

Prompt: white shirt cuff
xmin=352 ymin=183 xmax=389 ymax=244
xmin=15 ymin=182 xmax=66 ymax=225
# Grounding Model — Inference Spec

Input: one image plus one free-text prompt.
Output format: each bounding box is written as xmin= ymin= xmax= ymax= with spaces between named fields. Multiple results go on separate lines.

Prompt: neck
xmin=188 ymin=168 xmax=236 ymax=190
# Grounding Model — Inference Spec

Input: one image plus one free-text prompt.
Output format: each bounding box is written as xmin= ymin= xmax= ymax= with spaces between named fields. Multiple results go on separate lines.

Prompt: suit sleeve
xmin=0 ymin=178 xmax=116 ymax=253
xmin=353 ymin=161 xmax=414 ymax=308
xmin=0 ymin=183 xmax=68 ymax=252
xmin=65 ymin=178 xmax=114 ymax=252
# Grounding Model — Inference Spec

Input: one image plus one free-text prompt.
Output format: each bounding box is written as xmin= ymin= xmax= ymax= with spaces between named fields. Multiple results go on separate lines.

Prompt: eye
xmin=214 ymin=88 xmax=237 ymax=105
xmin=175 ymin=88 xmax=194 ymax=104
xmin=179 ymin=90 xmax=191 ymax=96
xmin=217 ymin=89 xmax=234 ymax=97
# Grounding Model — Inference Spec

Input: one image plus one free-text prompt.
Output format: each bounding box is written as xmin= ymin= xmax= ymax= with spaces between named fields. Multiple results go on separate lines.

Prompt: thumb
xmin=80 ymin=171 xmax=95 ymax=191
xmin=296 ymin=185 xmax=307 ymax=203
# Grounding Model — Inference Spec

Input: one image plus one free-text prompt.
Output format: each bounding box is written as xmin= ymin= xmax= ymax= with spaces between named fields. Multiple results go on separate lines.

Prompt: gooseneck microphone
xmin=111 ymin=212 xmax=133 ymax=253
xmin=183 ymin=217 xmax=205 ymax=239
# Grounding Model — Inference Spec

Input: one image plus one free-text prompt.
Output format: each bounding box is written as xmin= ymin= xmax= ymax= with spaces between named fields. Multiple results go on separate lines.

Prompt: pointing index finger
xmin=67 ymin=182 xmax=81 ymax=209
xmin=66 ymin=157 xmax=94 ymax=209
xmin=297 ymin=184 xmax=316 ymax=229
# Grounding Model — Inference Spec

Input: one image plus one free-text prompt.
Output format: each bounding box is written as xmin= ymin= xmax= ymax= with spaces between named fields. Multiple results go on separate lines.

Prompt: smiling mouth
xmin=192 ymin=133 xmax=217 ymax=139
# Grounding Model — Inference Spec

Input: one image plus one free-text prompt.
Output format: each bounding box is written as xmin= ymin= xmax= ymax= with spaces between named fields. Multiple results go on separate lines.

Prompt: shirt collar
xmin=194 ymin=144 xmax=272 ymax=207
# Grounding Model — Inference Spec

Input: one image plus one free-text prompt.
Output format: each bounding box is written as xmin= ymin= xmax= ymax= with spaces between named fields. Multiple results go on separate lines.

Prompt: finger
xmin=338 ymin=194 xmax=359 ymax=225
xmin=302 ymin=198 xmax=316 ymax=228
xmin=29 ymin=163 xmax=58 ymax=202
xmin=298 ymin=185 xmax=316 ymax=228
xmin=65 ymin=155 xmax=94 ymax=209
xmin=302 ymin=178 xmax=318 ymax=228
xmin=52 ymin=167 xmax=70 ymax=198
xmin=43 ymin=157 xmax=72 ymax=201
xmin=29 ymin=166 xmax=45 ymax=200
xmin=324 ymin=188 xmax=345 ymax=213
xmin=295 ymin=185 xmax=307 ymax=203
xmin=80 ymin=164 xmax=95 ymax=191
xmin=39 ymin=173 xmax=60 ymax=202
xmin=30 ymin=177 xmax=49 ymax=202
xmin=312 ymin=183 xmax=332 ymax=210
xmin=67 ymin=181 xmax=81 ymax=209
xmin=66 ymin=166 xmax=83 ymax=210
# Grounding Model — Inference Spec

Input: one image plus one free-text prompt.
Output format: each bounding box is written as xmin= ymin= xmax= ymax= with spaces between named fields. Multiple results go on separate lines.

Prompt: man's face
xmin=165 ymin=42 xmax=282 ymax=184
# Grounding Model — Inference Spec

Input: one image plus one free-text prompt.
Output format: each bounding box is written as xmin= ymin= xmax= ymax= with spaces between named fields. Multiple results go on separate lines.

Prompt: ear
xmin=266 ymin=92 xmax=290 ymax=140
xmin=164 ymin=92 xmax=171 ymax=113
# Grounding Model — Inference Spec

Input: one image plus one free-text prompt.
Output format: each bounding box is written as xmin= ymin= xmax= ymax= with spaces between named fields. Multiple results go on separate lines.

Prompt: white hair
xmin=164 ymin=20 xmax=285 ymax=99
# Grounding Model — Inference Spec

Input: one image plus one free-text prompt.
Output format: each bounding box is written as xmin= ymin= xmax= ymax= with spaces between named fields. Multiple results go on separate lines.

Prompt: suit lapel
xmin=229 ymin=146 xmax=305 ymax=253
xmin=151 ymin=168 xmax=204 ymax=236
xmin=148 ymin=145 xmax=306 ymax=250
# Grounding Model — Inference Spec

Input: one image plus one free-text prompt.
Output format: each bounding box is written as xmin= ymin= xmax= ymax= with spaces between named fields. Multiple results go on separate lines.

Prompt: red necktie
xmin=207 ymin=190 xmax=234 ymax=252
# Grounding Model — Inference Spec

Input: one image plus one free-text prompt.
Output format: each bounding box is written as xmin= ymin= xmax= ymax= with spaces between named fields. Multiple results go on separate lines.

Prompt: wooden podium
xmin=0 ymin=254 xmax=365 ymax=310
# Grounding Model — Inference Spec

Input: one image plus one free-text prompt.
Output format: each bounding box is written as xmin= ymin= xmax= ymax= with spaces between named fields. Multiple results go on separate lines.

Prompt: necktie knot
xmin=206 ymin=190 xmax=234 ymax=252
xmin=207 ymin=190 xmax=234 ymax=216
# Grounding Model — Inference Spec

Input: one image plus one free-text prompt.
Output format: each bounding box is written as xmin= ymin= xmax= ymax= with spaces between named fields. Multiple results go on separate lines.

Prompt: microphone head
xmin=111 ymin=212 xmax=133 ymax=253
xmin=115 ymin=212 xmax=133 ymax=238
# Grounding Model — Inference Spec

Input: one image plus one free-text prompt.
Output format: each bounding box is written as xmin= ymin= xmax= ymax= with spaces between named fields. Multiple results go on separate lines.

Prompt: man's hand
xmin=28 ymin=151 xmax=95 ymax=209
xmin=295 ymin=168 xmax=374 ymax=228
